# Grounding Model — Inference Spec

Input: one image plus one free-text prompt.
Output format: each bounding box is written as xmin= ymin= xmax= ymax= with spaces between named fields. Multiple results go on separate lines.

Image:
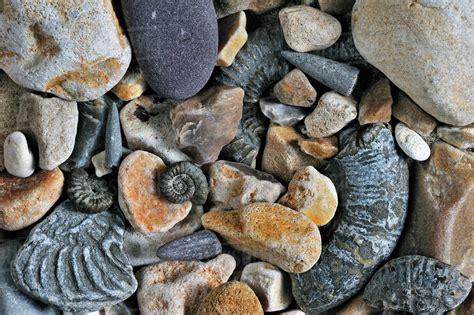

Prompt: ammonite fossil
xmin=159 ymin=161 xmax=209 ymax=205
xmin=67 ymin=168 xmax=114 ymax=213
xmin=215 ymin=22 xmax=289 ymax=103
xmin=364 ymin=255 xmax=472 ymax=314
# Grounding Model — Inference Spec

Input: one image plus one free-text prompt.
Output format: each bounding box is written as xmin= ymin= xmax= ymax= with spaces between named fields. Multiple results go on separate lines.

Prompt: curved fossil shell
xmin=215 ymin=22 xmax=289 ymax=103
xmin=291 ymin=124 xmax=409 ymax=313
xmin=311 ymin=32 xmax=366 ymax=65
xmin=11 ymin=200 xmax=137 ymax=312
xmin=67 ymin=168 xmax=114 ymax=213
xmin=160 ymin=161 xmax=209 ymax=205
xmin=364 ymin=255 xmax=472 ymax=314
xmin=221 ymin=103 xmax=265 ymax=167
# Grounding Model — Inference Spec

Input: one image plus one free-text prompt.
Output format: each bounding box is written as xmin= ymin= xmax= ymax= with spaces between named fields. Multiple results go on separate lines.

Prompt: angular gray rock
xmin=157 ymin=230 xmax=222 ymax=261
xmin=352 ymin=0 xmax=474 ymax=126
xmin=364 ymin=255 xmax=472 ymax=314
xmin=121 ymin=0 xmax=218 ymax=99
xmin=105 ymin=102 xmax=122 ymax=168
xmin=0 ymin=0 xmax=131 ymax=101
xmin=11 ymin=200 xmax=137 ymax=312
xmin=291 ymin=124 xmax=409 ymax=313
xmin=260 ymin=97 xmax=307 ymax=126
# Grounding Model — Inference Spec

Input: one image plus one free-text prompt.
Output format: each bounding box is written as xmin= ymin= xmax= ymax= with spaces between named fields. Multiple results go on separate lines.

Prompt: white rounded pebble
xmin=395 ymin=123 xmax=431 ymax=161
xmin=3 ymin=131 xmax=35 ymax=178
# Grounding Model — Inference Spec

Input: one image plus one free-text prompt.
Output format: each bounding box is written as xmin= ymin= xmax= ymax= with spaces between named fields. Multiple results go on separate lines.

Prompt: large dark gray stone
xmin=121 ymin=0 xmax=218 ymax=100
xmin=291 ymin=124 xmax=409 ymax=313
xmin=11 ymin=200 xmax=137 ymax=313
xmin=364 ymin=255 xmax=472 ymax=314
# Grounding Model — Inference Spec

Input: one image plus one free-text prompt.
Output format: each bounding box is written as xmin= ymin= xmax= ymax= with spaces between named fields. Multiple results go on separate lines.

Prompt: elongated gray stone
xmin=364 ymin=255 xmax=472 ymax=314
xmin=282 ymin=51 xmax=359 ymax=96
xmin=105 ymin=102 xmax=122 ymax=168
xmin=260 ymin=97 xmax=307 ymax=126
xmin=0 ymin=240 xmax=60 ymax=315
xmin=11 ymin=200 xmax=137 ymax=312
xmin=157 ymin=230 xmax=222 ymax=261
xmin=291 ymin=124 xmax=409 ymax=313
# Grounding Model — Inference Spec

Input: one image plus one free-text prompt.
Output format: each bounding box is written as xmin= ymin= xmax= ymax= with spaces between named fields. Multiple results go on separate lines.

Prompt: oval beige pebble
xmin=0 ymin=168 xmax=64 ymax=231
xmin=395 ymin=123 xmax=431 ymax=161
xmin=3 ymin=131 xmax=35 ymax=178
xmin=279 ymin=5 xmax=341 ymax=52
xmin=202 ymin=202 xmax=322 ymax=273
xmin=118 ymin=150 xmax=192 ymax=234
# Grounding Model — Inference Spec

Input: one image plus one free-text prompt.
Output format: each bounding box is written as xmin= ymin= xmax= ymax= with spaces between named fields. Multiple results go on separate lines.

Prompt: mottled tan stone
xmin=217 ymin=12 xmax=248 ymax=67
xmin=196 ymin=281 xmax=264 ymax=315
xmin=298 ymin=136 xmax=338 ymax=159
xmin=398 ymin=142 xmax=474 ymax=281
xmin=202 ymin=202 xmax=322 ymax=273
xmin=262 ymin=124 xmax=325 ymax=183
xmin=437 ymin=125 xmax=474 ymax=150
xmin=358 ymin=79 xmax=392 ymax=125
xmin=0 ymin=168 xmax=64 ymax=231
xmin=111 ymin=64 xmax=148 ymax=101
xmin=392 ymin=91 xmax=437 ymax=136
xmin=118 ymin=150 xmax=192 ymax=234
xmin=273 ymin=69 xmax=317 ymax=107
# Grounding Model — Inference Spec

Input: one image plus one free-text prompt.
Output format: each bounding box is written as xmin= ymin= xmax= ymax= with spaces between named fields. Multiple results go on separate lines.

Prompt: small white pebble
xmin=4 ymin=131 xmax=35 ymax=178
xmin=395 ymin=123 xmax=431 ymax=161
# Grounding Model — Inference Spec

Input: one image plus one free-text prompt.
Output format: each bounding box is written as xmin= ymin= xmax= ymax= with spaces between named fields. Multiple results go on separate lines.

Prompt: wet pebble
xmin=157 ymin=230 xmax=222 ymax=261
xmin=395 ymin=122 xmax=431 ymax=161
xmin=298 ymin=136 xmax=339 ymax=159
xmin=437 ymin=125 xmax=474 ymax=150
xmin=358 ymin=78 xmax=392 ymax=125
xmin=217 ymin=12 xmax=248 ymax=67
xmin=273 ymin=69 xmax=317 ymax=107
xmin=260 ymin=97 xmax=308 ymax=126
xmin=3 ymin=131 xmax=35 ymax=178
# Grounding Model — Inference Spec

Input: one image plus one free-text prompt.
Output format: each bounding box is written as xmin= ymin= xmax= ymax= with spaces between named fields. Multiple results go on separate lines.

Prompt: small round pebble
xmin=395 ymin=123 xmax=431 ymax=161
xmin=3 ymin=131 xmax=35 ymax=178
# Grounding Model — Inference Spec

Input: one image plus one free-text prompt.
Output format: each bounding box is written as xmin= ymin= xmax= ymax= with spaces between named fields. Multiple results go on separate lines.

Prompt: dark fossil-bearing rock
xmin=215 ymin=22 xmax=289 ymax=103
xmin=11 ymin=200 xmax=137 ymax=313
xmin=291 ymin=124 xmax=409 ymax=313
xmin=220 ymin=103 xmax=265 ymax=168
xmin=311 ymin=32 xmax=365 ymax=65
xmin=67 ymin=168 xmax=115 ymax=213
xmin=157 ymin=230 xmax=222 ymax=261
xmin=364 ymin=255 xmax=472 ymax=314
xmin=160 ymin=161 xmax=209 ymax=205
xmin=105 ymin=101 xmax=122 ymax=169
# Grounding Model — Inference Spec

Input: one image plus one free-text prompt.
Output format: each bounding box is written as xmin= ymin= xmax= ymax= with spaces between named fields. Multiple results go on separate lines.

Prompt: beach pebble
xmin=214 ymin=0 xmax=287 ymax=18
xmin=171 ymin=86 xmax=244 ymax=165
xmin=279 ymin=166 xmax=338 ymax=226
xmin=304 ymin=91 xmax=357 ymax=138
xmin=202 ymin=202 xmax=322 ymax=273
xmin=217 ymin=12 xmax=248 ymax=67
xmin=111 ymin=64 xmax=148 ymax=101
xmin=318 ymin=0 xmax=355 ymax=15
xmin=91 ymin=147 xmax=130 ymax=178
xmin=437 ymin=125 xmax=474 ymax=150
xmin=17 ymin=93 xmax=78 ymax=170
xmin=298 ymin=136 xmax=338 ymax=159
xmin=352 ymin=0 xmax=474 ymax=126
xmin=240 ymin=262 xmax=293 ymax=312
xmin=3 ymin=131 xmax=35 ymax=178
xmin=395 ymin=123 xmax=431 ymax=161
xmin=392 ymin=91 xmax=437 ymax=136
xmin=273 ymin=69 xmax=317 ymax=107
xmin=196 ymin=281 xmax=263 ymax=315
xmin=136 ymin=254 xmax=236 ymax=315
xmin=358 ymin=78 xmax=392 ymax=125
xmin=157 ymin=230 xmax=222 ymax=261
xmin=0 ymin=0 xmax=131 ymax=101
xmin=124 ymin=205 xmax=203 ymax=267
xmin=122 ymin=0 xmax=218 ymax=99
xmin=279 ymin=6 xmax=341 ymax=52
xmin=105 ymin=103 xmax=122 ymax=168
xmin=262 ymin=124 xmax=326 ymax=183
xmin=120 ymin=96 xmax=190 ymax=164
xmin=208 ymin=160 xmax=286 ymax=210
xmin=0 ymin=168 xmax=63 ymax=231
xmin=260 ymin=97 xmax=307 ymax=126
xmin=118 ymin=150 xmax=192 ymax=234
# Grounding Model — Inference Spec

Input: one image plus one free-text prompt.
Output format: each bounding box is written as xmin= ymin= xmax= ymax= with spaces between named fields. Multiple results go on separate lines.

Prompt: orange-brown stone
xmin=358 ymin=78 xmax=392 ymax=125
xmin=298 ymin=136 xmax=338 ymax=159
xmin=392 ymin=91 xmax=437 ymax=136
xmin=273 ymin=69 xmax=317 ymax=107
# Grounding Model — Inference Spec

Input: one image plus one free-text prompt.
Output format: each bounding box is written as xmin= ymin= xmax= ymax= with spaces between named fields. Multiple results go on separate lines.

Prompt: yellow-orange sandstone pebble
xmin=298 ymin=136 xmax=338 ymax=159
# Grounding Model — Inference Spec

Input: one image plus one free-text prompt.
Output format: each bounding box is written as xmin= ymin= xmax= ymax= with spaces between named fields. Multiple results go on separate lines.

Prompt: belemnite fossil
xmin=291 ymin=124 xmax=409 ymax=313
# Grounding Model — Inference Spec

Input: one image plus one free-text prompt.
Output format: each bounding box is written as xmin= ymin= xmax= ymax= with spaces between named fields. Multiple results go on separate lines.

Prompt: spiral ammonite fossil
xmin=160 ymin=161 xmax=209 ymax=205
xmin=67 ymin=168 xmax=114 ymax=213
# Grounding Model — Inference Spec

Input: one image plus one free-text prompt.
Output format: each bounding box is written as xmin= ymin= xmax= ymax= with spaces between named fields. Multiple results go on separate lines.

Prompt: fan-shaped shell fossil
xmin=160 ymin=161 xmax=209 ymax=205
xmin=67 ymin=168 xmax=114 ymax=213
xmin=11 ymin=200 xmax=137 ymax=312
xmin=215 ymin=22 xmax=289 ymax=103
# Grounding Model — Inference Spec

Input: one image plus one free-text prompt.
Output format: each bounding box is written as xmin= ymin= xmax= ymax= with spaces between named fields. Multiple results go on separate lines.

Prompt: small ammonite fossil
xmin=159 ymin=161 xmax=209 ymax=205
xmin=67 ymin=168 xmax=114 ymax=213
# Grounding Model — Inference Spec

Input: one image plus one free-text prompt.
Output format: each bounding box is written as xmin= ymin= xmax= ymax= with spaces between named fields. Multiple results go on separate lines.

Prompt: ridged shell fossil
xmin=160 ymin=161 xmax=209 ymax=205
xmin=11 ymin=200 xmax=137 ymax=312
xmin=215 ymin=22 xmax=289 ymax=103
xmin=311 ymin=32 xmax=366 ymax=65
xmin=291 ymin=124 xmax=409 ymax=313
xmin=364 ymin=255 xmax=472 ymax=314
xmin=67 ymin=168 xmax=114 ymax=213
xmin=221 ymin=103 xmax=265 ymax=167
